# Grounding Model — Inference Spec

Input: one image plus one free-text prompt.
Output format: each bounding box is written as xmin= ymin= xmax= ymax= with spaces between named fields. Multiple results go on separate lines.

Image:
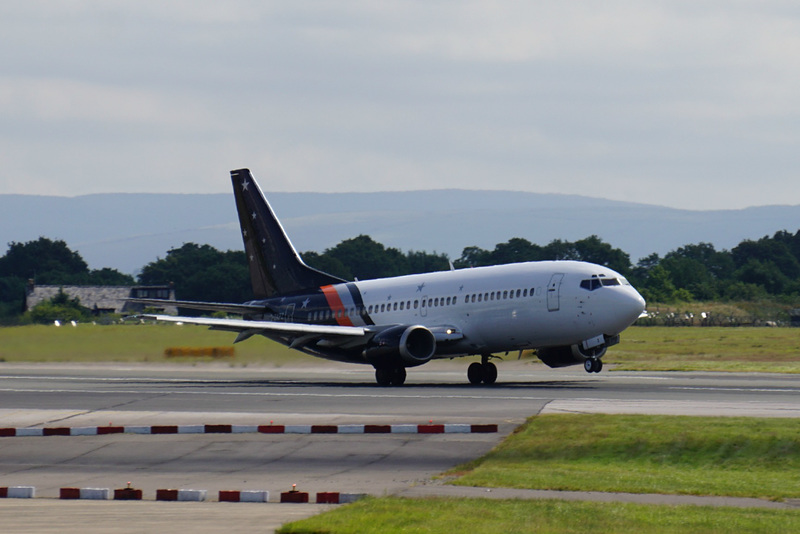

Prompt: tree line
xmin=2 ymin=229 xmax=800 ymax=323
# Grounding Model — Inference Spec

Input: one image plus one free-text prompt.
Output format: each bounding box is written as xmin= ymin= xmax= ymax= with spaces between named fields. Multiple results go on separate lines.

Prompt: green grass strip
xmin=277 ymin=497 xmax=800 ymax=534
xmin=609 ymin=326 xmax=800 ymax=373
xmin=0 ymin=324 xmax=313 ymax=364
xmin=450 ymin=414 xmax=800 ymax=500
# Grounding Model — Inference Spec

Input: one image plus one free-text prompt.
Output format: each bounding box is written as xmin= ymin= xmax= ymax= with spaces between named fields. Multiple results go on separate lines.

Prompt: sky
xmin=1 ymin=1 xmax=799 ymax=210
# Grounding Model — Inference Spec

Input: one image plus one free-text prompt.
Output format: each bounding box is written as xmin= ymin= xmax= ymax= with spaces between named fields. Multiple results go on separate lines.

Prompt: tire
xmin=482 ymin=362 xmax=498 ymax=385
xmin=467 ymin=362 xmax=484 ymax=384
xmin=375 ymin=368 xmax=392 ymax=386
xmin=594 ymin=359 xmax=603 ymax=373
xmin=584 ymin=359 xmax=595 ymax=373
xmin=390 ymin=367 xmax=407 ymax=386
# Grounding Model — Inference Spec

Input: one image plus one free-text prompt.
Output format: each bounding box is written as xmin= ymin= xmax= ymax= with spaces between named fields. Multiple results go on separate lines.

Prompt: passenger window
xmin=503 ymin=290 xmax=508 ymax=299
xmin=414 ymin=300 xmax=419 ymax=309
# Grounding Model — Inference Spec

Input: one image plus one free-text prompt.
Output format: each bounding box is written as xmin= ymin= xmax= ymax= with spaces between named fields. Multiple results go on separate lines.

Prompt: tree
xmin=319 ymin=235 xmax=409 ymax=280
xmin=489 ymin=238 xmax=544 ymax=265
xmin=301 ymin=251 xmax=351 ymax=280
xmin=454 ymin=246 xmax=491 ymax=268
xmin=87 ymin=268 xmax=135 ymax=286
xmin=405 ymin=250 xmax=450 ymax=274
xmin=734 ymin=259 xmax=790 ymax=295
xmin=27 ymin=289 xmax=91 ymax=324
xmin=0 ymin=237 xmax=88 ymax=284
xmin=138 ymin=244 xmax=251 ymax=312
xmin=0 ymin=237 xmax=132 ymax=323
xmin=572 ymin=235 xmax=631 ymax=275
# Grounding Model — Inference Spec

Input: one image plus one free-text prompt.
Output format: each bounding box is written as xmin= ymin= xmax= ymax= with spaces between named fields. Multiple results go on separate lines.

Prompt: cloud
xmin=1 ymin=2 xmax=800 ymax=209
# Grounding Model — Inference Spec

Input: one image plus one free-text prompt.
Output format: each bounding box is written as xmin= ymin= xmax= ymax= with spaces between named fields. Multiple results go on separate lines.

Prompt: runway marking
xmin=0 ymin=387 xmax=579 ymax=402
xmin=0 ymin=373 xmax=674 ymax=382
xmin=669 ymin=386 xmax=800 ymax=393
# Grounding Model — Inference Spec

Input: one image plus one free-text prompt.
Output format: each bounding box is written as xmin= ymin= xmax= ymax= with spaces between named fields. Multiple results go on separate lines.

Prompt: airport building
xmin=25 ymin=281 xmax=177 ymax=315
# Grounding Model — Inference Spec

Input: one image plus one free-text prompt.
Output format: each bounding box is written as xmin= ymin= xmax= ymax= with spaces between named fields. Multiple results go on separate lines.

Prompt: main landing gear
xmin=584 ymin=358 xmax=603 ymax=373
xmin=467 ymin=355 xmax=498 ymax=385
xmin=375 ymin=367 xmax=407 ymax=386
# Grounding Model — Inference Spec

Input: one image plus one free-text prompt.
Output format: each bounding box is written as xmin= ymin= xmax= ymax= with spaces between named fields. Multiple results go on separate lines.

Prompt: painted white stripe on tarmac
xmin=542 ymin=399 xmax=800 ymax=417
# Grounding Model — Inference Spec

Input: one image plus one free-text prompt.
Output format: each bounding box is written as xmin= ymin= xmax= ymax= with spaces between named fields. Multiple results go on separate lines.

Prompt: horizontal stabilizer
xmin=126 ymin=298 xmax=266 ymax=316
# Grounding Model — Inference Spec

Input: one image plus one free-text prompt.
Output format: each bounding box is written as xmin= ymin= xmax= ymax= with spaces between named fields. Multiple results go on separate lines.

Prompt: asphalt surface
xmin=1 ymin=361 xmax=799 ymax=532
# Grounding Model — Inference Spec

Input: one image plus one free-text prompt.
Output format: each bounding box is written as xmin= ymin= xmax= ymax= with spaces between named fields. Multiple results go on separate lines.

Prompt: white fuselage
xmin=319 ymin=260 xmax=645 ymax=356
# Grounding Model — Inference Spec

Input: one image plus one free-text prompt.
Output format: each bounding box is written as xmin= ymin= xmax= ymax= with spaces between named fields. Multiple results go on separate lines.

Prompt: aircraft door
xmin=547 ymin=273 xmax=565 ymax=312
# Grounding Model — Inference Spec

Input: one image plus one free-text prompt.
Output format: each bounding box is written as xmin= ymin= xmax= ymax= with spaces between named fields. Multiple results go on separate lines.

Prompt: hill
xmin=2 ymin=191 xmax=800 ymax=274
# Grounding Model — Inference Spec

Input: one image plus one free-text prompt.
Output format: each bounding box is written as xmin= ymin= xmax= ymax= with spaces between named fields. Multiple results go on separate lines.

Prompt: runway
xmin=1 ymin=361 xmax=799 ymax=532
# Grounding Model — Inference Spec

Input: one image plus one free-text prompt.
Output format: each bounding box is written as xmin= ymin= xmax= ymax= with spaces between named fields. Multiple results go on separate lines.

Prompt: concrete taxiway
xmin=1 ymin=361 xmax=799 ymax=532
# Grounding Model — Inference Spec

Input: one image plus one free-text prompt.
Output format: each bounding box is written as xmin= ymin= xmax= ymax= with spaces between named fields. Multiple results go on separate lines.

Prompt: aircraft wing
xmin=142 ymin=314 xmax=367 ymax=338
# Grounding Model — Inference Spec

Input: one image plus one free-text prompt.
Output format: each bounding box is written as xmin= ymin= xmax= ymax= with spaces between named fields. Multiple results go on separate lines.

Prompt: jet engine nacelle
xmin=364 ymin=325 xmax=436 ymax=368
xmin=536 ymin=343 xmax=608 ymax=368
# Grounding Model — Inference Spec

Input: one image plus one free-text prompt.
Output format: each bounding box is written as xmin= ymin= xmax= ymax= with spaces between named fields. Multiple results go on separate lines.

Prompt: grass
xmin=277 ymin=497 xmax=800 ymax=533
xmin=279 ymin=415 xmax=800 ymax=533
xmin=0 ymin=323 xmax=314 ymax=365
xmin=2 ymin=323 xmax=800 ymax=374
xmin=607 ymin=326 xmax=800 ymax=373
xmin=449 ymin=414 xmax=800 ymax=500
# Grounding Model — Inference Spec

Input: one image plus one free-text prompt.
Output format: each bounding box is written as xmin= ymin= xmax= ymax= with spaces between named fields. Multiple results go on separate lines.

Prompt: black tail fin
xmin=231 ymin=168 xmax=345 ymax=298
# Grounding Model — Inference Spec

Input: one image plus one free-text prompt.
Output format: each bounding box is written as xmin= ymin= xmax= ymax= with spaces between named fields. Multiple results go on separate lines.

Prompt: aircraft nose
xmin=622 ymin=287 xmax=647 ymax=325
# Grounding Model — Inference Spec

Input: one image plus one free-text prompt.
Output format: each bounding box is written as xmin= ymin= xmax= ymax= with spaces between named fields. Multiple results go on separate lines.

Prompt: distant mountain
xmin=2 ymin=190 xmax=800 ymax=274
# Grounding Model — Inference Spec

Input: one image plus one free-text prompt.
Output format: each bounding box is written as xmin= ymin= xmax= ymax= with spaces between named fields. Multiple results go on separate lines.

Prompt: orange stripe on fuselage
xmin=321 ymin=285 xmax=355 ymax=327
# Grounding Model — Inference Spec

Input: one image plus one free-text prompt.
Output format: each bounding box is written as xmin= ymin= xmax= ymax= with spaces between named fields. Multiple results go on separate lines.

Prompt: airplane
xmin=132 ymin=168 xmax=646 ymax=386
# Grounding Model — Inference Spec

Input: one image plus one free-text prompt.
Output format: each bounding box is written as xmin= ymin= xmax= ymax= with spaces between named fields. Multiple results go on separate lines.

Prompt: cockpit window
xmin=581 ymin=276 xmax=622 ymax=290
xmin=580 ymin=279 xmax=602 ymax=291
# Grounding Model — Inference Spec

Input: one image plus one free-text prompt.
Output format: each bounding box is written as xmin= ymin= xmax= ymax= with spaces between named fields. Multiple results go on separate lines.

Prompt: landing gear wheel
xmin=467 ymin=361 xmax=498 ymax=384
xmin=584 ymin=359 xmax=603 ymax=373
xmin=375 ymin=368 xmax=392 ymax=386
xmin=482 ymin=362 xmax=498 ymax=385
xmin=390 ymin=367 xmax=407 ymax=386
xmin=467 ymin=362 xmax=484 ymax=384
xmin=376 ymin=367 xmax=406 ymax=386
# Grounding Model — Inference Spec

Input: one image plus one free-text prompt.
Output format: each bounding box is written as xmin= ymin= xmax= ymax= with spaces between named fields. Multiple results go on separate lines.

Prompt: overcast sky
xmin=2 ymin=1 xmax=799 ymax=210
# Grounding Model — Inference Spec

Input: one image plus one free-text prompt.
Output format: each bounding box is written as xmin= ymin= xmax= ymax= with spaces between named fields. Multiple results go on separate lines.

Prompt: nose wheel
xmin=584 ymin=358 xmax=603 ymax=373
